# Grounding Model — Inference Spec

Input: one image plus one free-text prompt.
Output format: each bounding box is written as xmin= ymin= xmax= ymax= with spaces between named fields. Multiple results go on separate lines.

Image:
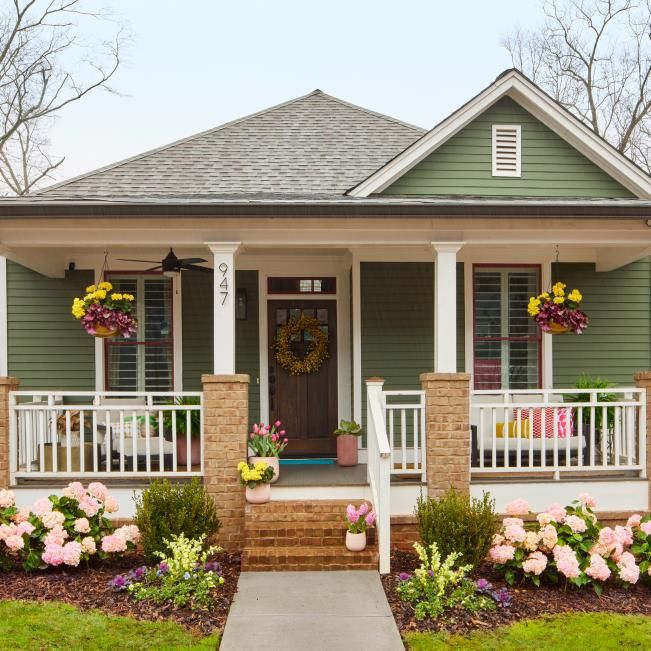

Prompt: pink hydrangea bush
xmin=0 ymin=482 xmax=139 ymax=571
xmin=489 ymin=495 xmax=646 ymax=593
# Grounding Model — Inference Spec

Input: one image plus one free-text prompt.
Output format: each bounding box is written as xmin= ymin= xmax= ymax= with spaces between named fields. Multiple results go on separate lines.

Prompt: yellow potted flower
xmin=237 ymin=460 xmax=275 ymax=504
xmin=527 ymin=283 xmax=588 ymax=335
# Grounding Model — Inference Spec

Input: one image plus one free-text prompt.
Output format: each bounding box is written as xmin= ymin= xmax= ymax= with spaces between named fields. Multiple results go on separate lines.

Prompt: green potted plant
xmin=162 ymin=396 xmax=202 ymax=466
xmin=333 ymin=420 xmax=362 ymax=467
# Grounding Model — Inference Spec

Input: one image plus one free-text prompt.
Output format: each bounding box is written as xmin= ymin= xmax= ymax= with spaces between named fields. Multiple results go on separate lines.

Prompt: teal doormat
xmin=280 ymin=458 xmax=336 ymax=465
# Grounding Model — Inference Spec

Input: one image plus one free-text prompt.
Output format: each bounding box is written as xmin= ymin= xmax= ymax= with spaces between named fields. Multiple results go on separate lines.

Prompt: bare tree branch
xmin=501 ymin=0 xmax=651 ymax=172
xmin=0 ymin=0 xmax=125 ymax=195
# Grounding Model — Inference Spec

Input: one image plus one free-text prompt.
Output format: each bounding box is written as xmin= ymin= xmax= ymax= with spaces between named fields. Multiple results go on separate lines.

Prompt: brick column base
xmin=420 ymin=372 xmax=471 ymax=499
xmin=633 ymin=372 xmax=651 ymax=509
xmin=202 ymin=374 xmax=249 ymax=551
xmin=0 ymin=377 xmax=20 ymax=488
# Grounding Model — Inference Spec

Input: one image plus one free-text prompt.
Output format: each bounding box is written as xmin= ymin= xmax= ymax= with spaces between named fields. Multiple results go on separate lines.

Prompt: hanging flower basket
xmin=528 ymin=282 xmax=588 ymax=335
xmin=71 ymin=282 xmax=137 ymax=339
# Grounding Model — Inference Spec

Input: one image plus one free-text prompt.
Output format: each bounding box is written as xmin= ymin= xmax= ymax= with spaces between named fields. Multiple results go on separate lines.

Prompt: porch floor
xmin=276 ymin=463 xmax=367 ymax=486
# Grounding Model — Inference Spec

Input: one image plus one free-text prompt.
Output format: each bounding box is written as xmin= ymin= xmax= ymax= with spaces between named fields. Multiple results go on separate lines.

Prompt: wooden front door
xmin=268 ymin=300 xmax=338 ymax=456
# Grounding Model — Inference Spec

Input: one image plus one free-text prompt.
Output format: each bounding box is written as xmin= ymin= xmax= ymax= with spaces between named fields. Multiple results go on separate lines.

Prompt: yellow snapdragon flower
xmin=122 ymin=293 xmax=135 ymax=301
xmin=98 ymin=281 xmax=113 ymax=291
xmin=553 ymin=296 xmax=565 ymax=304
xmin=110 ymin=293 xmax=124 ymax=301
xmin=538 ymin=292 xmax=550 ymax=301
xmin=71 ymin=297 xmax=86 ymax=319
xmin=568 ymin=289 xmax=582 ymax=303
xmin=527 ymin=296 xmax=541 ymax=316
xmin=85 ymin=284 xmax=97 ymax=293
xmin=95 ymin=289 xmax=107 ymax=300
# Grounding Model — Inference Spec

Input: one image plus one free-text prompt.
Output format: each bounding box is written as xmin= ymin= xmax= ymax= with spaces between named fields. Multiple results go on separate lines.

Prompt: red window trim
xmin=472 ymin=263 xmax=542 ymax=390
xmin=103 ymin=271 xmax=175 ymax=391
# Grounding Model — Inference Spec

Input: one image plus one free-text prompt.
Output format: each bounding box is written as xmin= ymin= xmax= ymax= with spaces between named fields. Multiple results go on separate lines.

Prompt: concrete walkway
xmin=220 ymin=571 xmax=404 ymax=651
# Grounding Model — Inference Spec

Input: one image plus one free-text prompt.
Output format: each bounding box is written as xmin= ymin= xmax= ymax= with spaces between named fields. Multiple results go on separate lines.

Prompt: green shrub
xmin=133 ymin=479 xmax=220 ymax=560
xmin=415 ymin=487 xmax=497 ymax=568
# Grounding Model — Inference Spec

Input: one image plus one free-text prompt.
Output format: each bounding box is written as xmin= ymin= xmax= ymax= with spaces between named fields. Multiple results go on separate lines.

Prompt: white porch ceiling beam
xmin=595 ymin=246 xmax=651 ymax=272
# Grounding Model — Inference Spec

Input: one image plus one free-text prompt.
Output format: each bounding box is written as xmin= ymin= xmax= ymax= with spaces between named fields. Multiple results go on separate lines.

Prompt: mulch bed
xmin=0 ymin=551 xmax=240 ymax=635
xmin=382 ymin=548 xmax=651 ymax=636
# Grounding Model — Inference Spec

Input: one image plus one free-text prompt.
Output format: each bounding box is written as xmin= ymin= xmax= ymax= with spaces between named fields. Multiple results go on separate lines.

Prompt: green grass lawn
xmin=404 ymin=613 xmax=651 ymax=650
xmin=0 ymin=600 xmax=219 ymax=651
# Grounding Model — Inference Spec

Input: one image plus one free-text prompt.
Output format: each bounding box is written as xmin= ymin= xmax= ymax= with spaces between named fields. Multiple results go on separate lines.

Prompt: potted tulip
xmin=345 ymin=502 xmax=376 ymax=551
xmin=248 ymin=421 xmax=288 ymax=483
xmin=238 ymin=460 xmax=275 ymax=503
xmin=333 ymin=420 xmax=362 ymax=466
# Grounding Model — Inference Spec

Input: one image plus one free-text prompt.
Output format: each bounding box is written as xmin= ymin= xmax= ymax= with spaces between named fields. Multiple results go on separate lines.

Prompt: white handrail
xmin=9 ymin=390 xmax=203 ymax=482
xmin=366 ymin=379 xmax=391 ymax=574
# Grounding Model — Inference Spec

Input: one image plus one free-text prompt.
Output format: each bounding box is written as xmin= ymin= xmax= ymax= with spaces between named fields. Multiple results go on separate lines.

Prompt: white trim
xmin=541 ymin=260 xmax=553 ymax=389
xmin=0 ymin=256 xmax=7 ymax=376
xmin=253 ymin=255 xmax=352 ymax=426
xmin=172 ymin=273 xmax=183 ymax=392
xmin=352 ymin=254 xmax=362 ymax=425
xmin=348 ymin=70 xmax=651 ymax=198
xmin=94 ymin=266 xmax=104 ymax=392
xmin=492 ymin=124 xmax=521 ymax=177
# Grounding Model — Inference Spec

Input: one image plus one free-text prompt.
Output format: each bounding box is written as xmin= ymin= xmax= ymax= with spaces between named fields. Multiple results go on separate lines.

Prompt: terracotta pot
xmin=249 ymin=455 xmax=280 ymax=483
xmin=549 ymin=321 xmax=570 ymax=335
xmin=245 ymin=483 xmax=271 ymax=504
xmin=176 ymin=435 xmax=201 ymax=467
xmin=93 ymin=324 xmax=118 ymax=338
xmin=336 ymin=434 xmax=359 ymax=466
xmin=346 ymin=531 xmax=366 ymax=552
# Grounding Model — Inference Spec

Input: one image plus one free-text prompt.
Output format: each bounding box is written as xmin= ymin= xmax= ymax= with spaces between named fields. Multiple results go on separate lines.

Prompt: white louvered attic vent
xmin=492 ymin=124 xmax=521 ymax=177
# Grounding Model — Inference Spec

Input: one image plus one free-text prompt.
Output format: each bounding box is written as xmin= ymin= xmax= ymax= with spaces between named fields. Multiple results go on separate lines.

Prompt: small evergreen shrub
xmin=133 ymin=479 xmax=220 ymax=560
xmin=415 ymin=487 xmax=497 ymax=568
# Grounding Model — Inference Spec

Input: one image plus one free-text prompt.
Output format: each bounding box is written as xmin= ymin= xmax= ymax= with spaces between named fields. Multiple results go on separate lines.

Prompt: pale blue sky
xmin=50 ymin=0 xmax=541 ymax=183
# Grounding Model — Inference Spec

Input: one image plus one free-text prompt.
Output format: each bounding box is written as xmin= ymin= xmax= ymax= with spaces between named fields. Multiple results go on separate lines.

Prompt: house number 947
xmin=219 ymin=262 xmax=228 ymax=305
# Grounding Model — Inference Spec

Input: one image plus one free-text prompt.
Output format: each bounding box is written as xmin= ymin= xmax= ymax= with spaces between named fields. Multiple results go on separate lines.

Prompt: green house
xmin=1 ymin=70 xmax=650 ymax=566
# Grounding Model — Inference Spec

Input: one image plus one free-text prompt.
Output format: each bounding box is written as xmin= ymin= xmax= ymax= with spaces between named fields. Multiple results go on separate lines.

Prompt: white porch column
xmin=206 ymin=242 xmax=241 ymax=374
xmin=432 ymin=243 xmax=463 ymax=373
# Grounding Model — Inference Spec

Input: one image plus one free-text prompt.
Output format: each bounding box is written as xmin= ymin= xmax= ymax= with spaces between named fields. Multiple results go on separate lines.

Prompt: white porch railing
xmin=366 ymin=380 xmax=391 ymax=574
xmin=384 ymin=390 xmax=426 ymax=481
xmin=471 ymin=388 xmax=647 ymax=479
xmin=9 ymin=391 xmax=203 ymax=482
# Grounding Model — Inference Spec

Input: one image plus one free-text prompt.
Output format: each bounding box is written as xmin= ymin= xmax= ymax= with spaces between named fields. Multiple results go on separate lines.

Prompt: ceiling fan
xmin=117 ymin=248 xmax=212 ymax=273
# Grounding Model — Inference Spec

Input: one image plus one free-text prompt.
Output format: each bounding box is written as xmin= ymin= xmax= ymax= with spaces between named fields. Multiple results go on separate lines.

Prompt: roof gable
xmin=348 ymin=70 xmax=651 ymax=199
xmin=38 ymin=90 xmax=424 ymax=199
xmin=381 ymin=96 xmax=634 ymax=198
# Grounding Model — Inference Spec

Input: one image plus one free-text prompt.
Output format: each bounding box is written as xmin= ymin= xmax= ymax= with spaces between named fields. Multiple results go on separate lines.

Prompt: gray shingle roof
xmin=38 ymin=90 xmax=425 ymax=199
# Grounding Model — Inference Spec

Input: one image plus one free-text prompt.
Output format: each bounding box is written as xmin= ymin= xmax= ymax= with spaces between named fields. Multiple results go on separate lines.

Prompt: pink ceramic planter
xmin=345 ymin=531 xmax=366 ymax=551
xmin=176 ymin=436 xmax=201 ymax=467
xmin=336 ymin=434 xmax=359 ymax=466
xmin=245 ymin=483 xmax=271 ymax=504
xmin=249 ymin=456 xmax=280 ymax=483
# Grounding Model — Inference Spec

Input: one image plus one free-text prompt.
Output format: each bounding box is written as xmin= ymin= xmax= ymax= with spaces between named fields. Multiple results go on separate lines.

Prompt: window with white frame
xmin=473 ymin=266 xmax=540 ymax=390
xmin=105 ymin=274 xmax=173 ymax=391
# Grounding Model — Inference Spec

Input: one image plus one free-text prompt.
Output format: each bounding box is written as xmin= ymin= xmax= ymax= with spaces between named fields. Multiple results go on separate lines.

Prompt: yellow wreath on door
xmin=274 ymin=314 xmax=329 ymax=375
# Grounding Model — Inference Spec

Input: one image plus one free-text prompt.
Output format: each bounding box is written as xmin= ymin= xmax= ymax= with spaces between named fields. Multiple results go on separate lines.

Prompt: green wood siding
xmin=381 ymin=97 xmax=634 ymax=198
xmin=6 ymin=262 xmax=95 ymax=390
xmin=182 ymin=270 xmax=260 ymax=425
xmin=361 ymin=263 xmax=434 ymax=396
xmin=552 ymin=259 xmax=651 ymax=387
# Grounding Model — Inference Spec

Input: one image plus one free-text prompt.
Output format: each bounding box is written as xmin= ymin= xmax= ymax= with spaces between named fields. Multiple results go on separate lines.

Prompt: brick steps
xmin=241 ymin=499 xmax=378 ymax=571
